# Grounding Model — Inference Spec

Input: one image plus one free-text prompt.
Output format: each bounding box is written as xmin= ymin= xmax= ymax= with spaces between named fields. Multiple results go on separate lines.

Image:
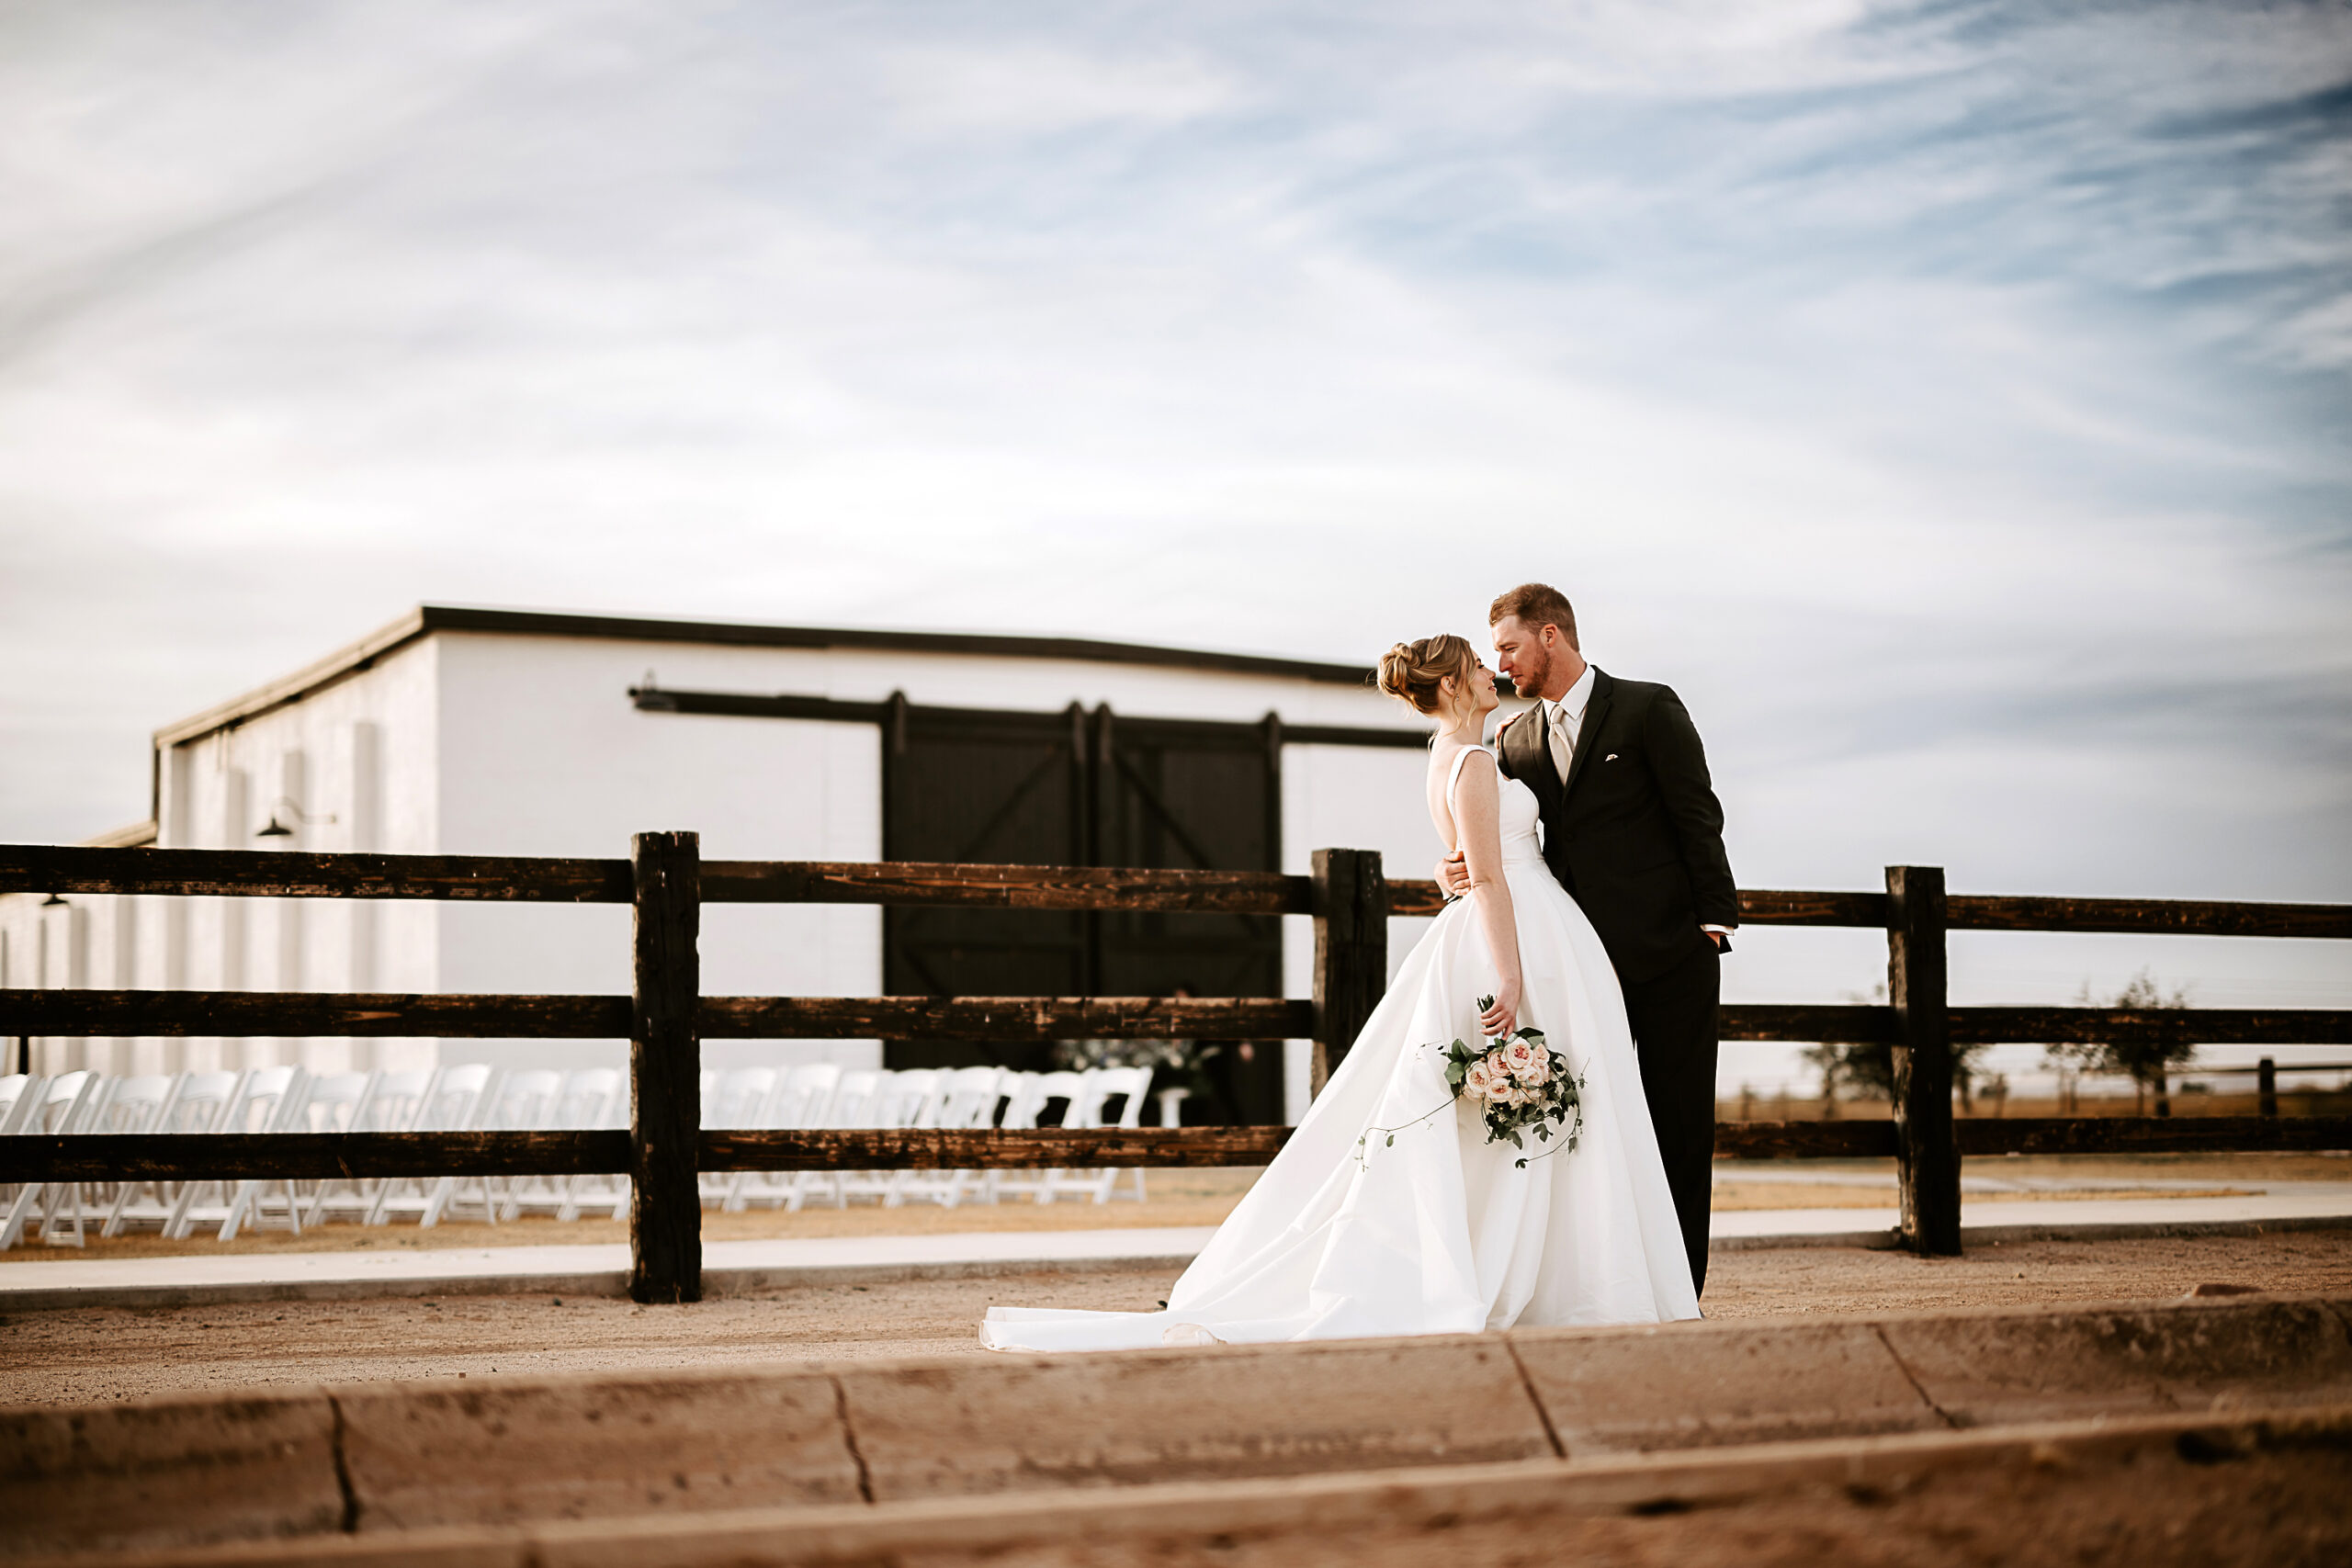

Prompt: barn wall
xmin=433 ymin=632 xmax=886 ymax=1074
xmin=7 ymin=637 xmax=441 ymax=1080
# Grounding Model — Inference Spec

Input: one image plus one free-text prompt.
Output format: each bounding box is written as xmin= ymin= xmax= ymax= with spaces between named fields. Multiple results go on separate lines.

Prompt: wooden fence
xmin=3 ymin=838 xmax=2347 ymax=1299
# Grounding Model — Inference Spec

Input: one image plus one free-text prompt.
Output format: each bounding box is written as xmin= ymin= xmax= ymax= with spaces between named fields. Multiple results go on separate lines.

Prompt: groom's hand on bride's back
xmin=1438 ymin=850 xmax=1473 ymax=897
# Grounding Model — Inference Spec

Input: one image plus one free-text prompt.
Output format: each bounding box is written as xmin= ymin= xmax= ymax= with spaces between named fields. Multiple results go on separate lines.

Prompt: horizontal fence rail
xmin=0 ymin=991 xmax=1317 ymax=1042
xmin=697 ymin=1127 xmax=1293 ymax=1171
xmin=0 ymin=1128 xmax=1295 ymax=1184
xmin=11 ymin=844 xmax=2346 ymax=935
xmin=702 ymin=862 xmax=1311 ymax=913
xmin=10 ymin=993 xmax=2346 ymax=1049
xmin=0 ymin=845 xmax=635 ymax=902
xmin=10 ymin=1116 xmax=2352 ymax=1187
xmin=6 ymin=836 xmax=2349 ymax=1297
xmin=0 ymin=1132 xmax=631 ymax=1182
xmin=1943 ymin=896 xmax=2352 ymax=940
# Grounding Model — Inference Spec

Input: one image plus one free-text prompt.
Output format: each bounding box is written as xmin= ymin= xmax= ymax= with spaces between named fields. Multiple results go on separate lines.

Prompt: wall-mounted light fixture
xmin=256 ymin=797 xmax=337 ymax=840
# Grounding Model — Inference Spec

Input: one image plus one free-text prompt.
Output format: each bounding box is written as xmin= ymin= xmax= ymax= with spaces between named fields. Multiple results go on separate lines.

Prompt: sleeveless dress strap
xmin=1445 ymin=743 xmax=1496 ymax=806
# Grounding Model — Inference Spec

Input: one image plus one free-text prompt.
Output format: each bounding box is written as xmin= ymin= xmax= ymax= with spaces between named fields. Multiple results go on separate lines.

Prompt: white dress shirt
xmin=1541 ymin=663 xmax=1599 ymax=784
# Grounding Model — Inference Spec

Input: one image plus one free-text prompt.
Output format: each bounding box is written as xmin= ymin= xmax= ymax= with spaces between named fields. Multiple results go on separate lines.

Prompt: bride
xmin=981 ymin=634 xmax=1699 ymax=1352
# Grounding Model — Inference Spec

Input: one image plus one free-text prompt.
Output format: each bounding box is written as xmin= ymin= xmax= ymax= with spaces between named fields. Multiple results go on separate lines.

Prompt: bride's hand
xmin=1480 ymin=981 xmax=1521 ymax=1038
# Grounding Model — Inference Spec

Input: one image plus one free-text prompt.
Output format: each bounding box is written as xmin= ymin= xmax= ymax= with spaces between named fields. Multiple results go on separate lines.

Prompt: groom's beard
xmin=1512 ymin=648 xmax=1551 ymax=699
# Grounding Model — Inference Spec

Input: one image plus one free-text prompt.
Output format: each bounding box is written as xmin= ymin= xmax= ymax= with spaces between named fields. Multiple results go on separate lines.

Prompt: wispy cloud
xmin=0 ymin=0 xmax=2346 ymax=928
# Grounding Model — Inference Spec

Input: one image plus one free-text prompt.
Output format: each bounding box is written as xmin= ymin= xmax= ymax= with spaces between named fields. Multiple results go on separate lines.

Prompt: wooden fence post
xmin=2258 ymin=1056 xmax=2278 ymax=1119
xmin=629 ymin=830 xmax=701 ymax=1303
xmin=1887 ymin=864 xmax=1960 ymax=1255
xmin=1311 ymin=848 xmax=1386 ymax=1096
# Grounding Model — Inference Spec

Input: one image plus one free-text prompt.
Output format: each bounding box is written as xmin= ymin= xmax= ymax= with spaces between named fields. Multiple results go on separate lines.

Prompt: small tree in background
xmin=2041 ymin=968 xmax=2197 ymax=1114
xmin=1800 ymin=1043 xmax=1843 ymax=1118
xmin=1982 ymin=1071 xmax=2010 ymax=1117
xmin=1812 ymin=983 xmax=1989 ymax=1111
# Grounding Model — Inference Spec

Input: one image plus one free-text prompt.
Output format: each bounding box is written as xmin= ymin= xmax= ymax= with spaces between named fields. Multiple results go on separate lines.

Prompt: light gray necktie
xmin=1548 ymin=702 xmax=1574 ymax=784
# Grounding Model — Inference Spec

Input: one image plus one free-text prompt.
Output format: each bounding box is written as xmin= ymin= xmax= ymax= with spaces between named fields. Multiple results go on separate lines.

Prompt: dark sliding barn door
xmin=881 ymin=699 xmax=1089 ymax=1012
xmin=882 ymin=701 xmax=1285 ymax=1122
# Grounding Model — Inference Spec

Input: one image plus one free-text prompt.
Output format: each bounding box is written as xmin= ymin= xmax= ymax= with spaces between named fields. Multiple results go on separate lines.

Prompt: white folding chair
xmin=817 ymin=1067 xmax=893 ymax=1207
xmin=0 ymin=1073 xmax=45 ymax=1220
xmin=897 ymin=1066 xmax=1005 ymax=1209
xmin=0 ymin=1071 xmax=103 ymax=1248
xmin=81 ymin=1073 xmax=172 ymax=1224
xmin=554 ymin=1068 xmax=629 ymax=1222
xmin=506 ymin=1067 xmax=619 ymax=1220
xmin=698 ymin=1067 xmax=779 ymax=1208
xmin=855 ymin=1069 xmax=942 ymax=1208
xmin=306 ymin=1068 xmax=424 ymax=1226
xmin=0 ymin=1074 xmax=41 ymax=1135
xmin=724 ymin=1062 xmax=840 ymax=1213
xmin=1042 ymin=1066 xmax=1152 ymax=1204
xmin=365 ymin=1064 xmax=493 ymax=1226
xmin=992 ymin=1069 xmax=1080 ymax=1203
xmin=429 ymin=1068 xmax=562 ymax=1226
xmin=164 ymin=1066 xmax=303 ymax=1239
xmin=104 ymin=1071 xmax=241 ymax=1236
xmin=218 ymin=1070 xmax=374 ymax=1241
xmin=219 ymin=1066 xmax=343 ymax=1241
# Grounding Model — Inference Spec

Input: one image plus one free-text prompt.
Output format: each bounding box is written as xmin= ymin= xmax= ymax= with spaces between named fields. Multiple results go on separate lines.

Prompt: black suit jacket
xmin=1494 ymin=669 xmax=1737 ymax=984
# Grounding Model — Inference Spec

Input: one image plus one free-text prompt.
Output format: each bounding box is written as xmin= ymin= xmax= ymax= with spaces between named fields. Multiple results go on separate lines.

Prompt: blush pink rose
xmin=1512 ymin=1049 xmax=1551 ymax=1087
xmin=1481 ymin=1050 xmax=1516 ymax=1099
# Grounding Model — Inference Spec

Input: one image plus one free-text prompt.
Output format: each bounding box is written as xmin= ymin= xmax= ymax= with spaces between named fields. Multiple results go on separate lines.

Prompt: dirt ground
xmin=4 ymin=1230 xmax=2346 ymax=1408
xmin=17 ymin=1153 xmax=2343 ymax=1261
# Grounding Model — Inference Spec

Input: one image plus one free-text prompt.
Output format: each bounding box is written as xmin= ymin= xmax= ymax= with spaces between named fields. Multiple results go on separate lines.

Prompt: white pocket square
xmin=1604 ymin=753 xmax=1619 ymax=761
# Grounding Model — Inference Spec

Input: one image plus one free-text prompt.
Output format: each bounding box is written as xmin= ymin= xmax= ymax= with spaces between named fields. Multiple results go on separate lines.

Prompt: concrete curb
xmin=4 ymin=1212 xmax=2347 ymax=1314
xmin=16 ymin=1399 xmax=2352 ymax=1566
xmin=7 ymin=1291 xmax=2349 ymax=1561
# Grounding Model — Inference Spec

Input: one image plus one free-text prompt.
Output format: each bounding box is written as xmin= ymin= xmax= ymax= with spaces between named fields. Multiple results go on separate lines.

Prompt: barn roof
xmin=153 ymin=604 xmax=1378 ymax=750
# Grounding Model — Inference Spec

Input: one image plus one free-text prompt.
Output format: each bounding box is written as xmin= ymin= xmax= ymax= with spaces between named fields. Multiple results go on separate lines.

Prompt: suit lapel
xmin=1559 ymin=669 xmax=1613 ymax=803
xmin=1498 ymin=708 xmax=1557 ymax=813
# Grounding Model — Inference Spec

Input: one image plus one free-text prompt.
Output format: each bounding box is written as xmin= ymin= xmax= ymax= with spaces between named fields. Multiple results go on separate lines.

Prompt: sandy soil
xmin=4 ymin=1230 xmax=2346 ymax=1408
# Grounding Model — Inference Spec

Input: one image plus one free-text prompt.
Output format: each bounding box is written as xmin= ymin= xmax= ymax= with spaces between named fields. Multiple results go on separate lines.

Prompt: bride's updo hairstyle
xmin=1377 ymin=634 xmax=1476 ymax=716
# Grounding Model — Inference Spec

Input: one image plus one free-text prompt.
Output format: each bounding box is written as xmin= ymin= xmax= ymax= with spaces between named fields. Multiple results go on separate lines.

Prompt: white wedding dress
xmin=980 ymin=744 xmax=1699 ymax=1352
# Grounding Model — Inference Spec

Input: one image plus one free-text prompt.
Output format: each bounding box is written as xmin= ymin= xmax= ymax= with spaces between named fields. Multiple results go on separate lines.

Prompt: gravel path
xmin=4 ymin=1230 xmax=2346 ymax=1408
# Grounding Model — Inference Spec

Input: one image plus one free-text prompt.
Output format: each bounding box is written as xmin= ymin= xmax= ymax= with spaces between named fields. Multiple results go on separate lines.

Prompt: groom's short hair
xmin=1488 ymin=583 xmax=1578 ymax=649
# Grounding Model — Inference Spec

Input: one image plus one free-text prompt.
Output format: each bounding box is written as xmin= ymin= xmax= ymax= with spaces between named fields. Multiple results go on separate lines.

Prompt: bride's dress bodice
xmin=1451 ymin=744 xmax=1544 ymax=868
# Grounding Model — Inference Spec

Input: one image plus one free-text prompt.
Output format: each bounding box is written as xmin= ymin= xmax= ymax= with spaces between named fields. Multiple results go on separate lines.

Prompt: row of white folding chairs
xmin=0 ymin=1058 xmax=1168 ymax=1245
xmin=695 ymin=1063 xmax=1159 ymax=1211
xmin=0 ymin=1065 xmax=630 ymax=1247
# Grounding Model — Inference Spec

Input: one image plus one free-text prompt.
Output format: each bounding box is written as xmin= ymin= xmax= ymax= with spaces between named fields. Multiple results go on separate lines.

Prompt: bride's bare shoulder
xmin=1432 ymin=740 xmax=1498 ymax=788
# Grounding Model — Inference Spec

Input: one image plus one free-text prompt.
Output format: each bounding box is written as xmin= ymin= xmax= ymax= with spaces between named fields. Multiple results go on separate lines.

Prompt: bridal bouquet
xmin=1444 ymin=998 xmax=1583 ymax=1161
xmin=1358 ymin=996 xmax=1585 ymax=1170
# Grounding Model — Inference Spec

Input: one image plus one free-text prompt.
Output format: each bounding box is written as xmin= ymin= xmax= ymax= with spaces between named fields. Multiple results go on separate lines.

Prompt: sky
xmin=3 ymin=0 xmax=2348 ymax=1058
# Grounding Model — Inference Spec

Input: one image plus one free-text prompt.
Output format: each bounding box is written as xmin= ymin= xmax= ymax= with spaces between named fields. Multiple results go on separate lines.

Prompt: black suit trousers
xmin=1623 ymin=942 xmax=1719 ymax=1294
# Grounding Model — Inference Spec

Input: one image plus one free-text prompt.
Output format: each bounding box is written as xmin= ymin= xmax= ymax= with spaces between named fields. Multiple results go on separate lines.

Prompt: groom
xmin=1440 ymin=582 xmax=1737 ymax=1292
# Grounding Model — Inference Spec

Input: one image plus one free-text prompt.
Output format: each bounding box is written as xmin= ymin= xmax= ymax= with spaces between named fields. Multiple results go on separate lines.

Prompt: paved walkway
xmin=4 ymin=1189 xmax=2348 ymax=1311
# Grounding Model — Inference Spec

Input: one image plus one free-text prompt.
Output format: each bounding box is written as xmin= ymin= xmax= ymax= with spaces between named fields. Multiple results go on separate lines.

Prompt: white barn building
xmin=4 ymin=606 xmax=1466 ymax=1122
